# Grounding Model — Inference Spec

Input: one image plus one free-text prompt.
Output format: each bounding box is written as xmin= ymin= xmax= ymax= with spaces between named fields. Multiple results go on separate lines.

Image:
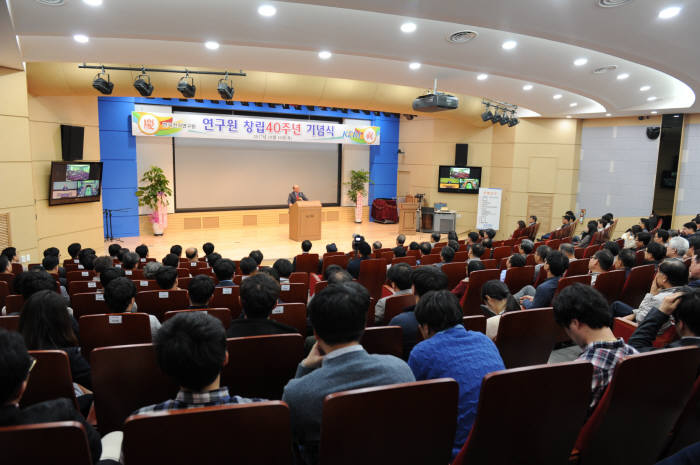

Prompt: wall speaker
xmin=646 ymin=127 xmax=660 ymax=140
xmin=60 ymin=125 xmax=85 ymax=161
xmin=455 ymin=143 xmax=468 ymax=166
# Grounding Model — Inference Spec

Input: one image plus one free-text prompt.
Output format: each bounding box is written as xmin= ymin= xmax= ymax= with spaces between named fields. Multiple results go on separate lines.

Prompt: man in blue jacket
xmin=287 ymin=184 xmax=308 ymax=206
xmin=517 ymin=250 xmax=569 ymax=309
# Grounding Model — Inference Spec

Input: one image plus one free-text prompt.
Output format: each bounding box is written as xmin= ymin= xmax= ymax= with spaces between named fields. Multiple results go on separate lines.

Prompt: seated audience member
xmin=448 ymin=231 xmax=459 ymax=242
xmin=597 ymin=218 xmax=608 ymax=233
xmin=347 ymin=241 xmax=372 ymax=279
xmin=239 ymin=257 xmax=258 ymax=278
xmin=448 ymin=239 xmax=461 ymax=253
xmin=134 ymin=244 xmax=149 ymax=262
xmin=622 ymin=225 xmax=642 ymax=249
xmin=481 ymin=280 xmax=521 ymax=339
xmin=214 ymin=259 xmax=235 ymax=287
xmin=559 ymin=243 xmax=576 ymax=262
xmin=499 ymin=253 xmax=526 ymax=282
xmin=283 ymin=283 xmax=414 ymax=464
xmin=3 ymin=247 xmax=19 ymax=263
xmin=436 ymin=246 xmax=455 ymax=269
xmin=430 ymin=232 xmax=441 ymax=248
xmin=117 ymin=248 xmax=131 ymax=265
xmin=681 ymin=222 xmax=698 ymax=238
xmin=452 ymin=261 xmax=486 ymax=300
xmin=417 ymin=242 xmax=432 ymax=263
xmin=389 ymin=266 xmax=449 ymax=359
xmin=162 ymin=253 xmax=179 ymax=268
xmin=325 ymin=266 xmax=353 ymax=285
xmin=107 ymin=243 xmax=121 ymax=260
xmin=629 ymin=288 xmax=700 ymax=352
xmin=667 ymin=236 xmax=689 ymax=259
xmin=43 ymin=247 xmax=63 ymax=274
xmin=188 ymin=275 xmax=215 ymax=309
xmin=375 ymin=263 xmax=413 ymax=324
xmin=185 ymin=247 xmax=198 ymax=261
xmin=635 ymin=231 xmax=652 ymax=251
xmin=512 ymin=220 xmax=527 ymax=240
xmin=121 ymin=252 xmax=140 ymax=271
xmin=143 ymin=261 xmax=162 ymax=280
xmin=133 ymin=312 xmax=264 ymax=415
xmin=468 ymin=243 xmax=485 ymax=263
xmin=517 ymin=251 xmax=569 ymax=309
xmin=0 ymin=255 xmax=11 ymax=275
xmin=588 ymin=249 xmax=614 ymax=284
xmin=409 ymin=290 xmax=505 ymax=460
xmin=202 ymin=242 xmax=215 ymax=257
xmin=155 ymin=266 xmax=179 ymax=290
xmin=94 ymin=256 xmax=113 ymax=279
xmin=483 ymin=229 xmax=496 ymax=249
xmin=170 ymin=245 xmax=183 ymax=257
xmin=576 ymin=221 xmax=598 ymax=248
xmin=226 ymin=274 xmax=297 ymax=338
xmin=611 ymin=259 xmax=688 ymax=324
xmin=205 ymin=252 xmax=222 ymax=268
xmin=553 ymin=284 xmax=637 ymax=412
xmin=601 ymin=241 xmax=620 ymax=266
xmin=689 ymin=252 xmax=700 ymax=288
xmin=528 ymin=215 xmax=538 ymax=227
xmin=67 ymin=242 xmax=81 ymax=263
xmin=655 ymin=229 xmax=670 ymax=245
xmin=2 ymin=270 xmax=56 ymax=316
xmin=259 ymin=266 xmax=280 ymax=282
xmin=104 ymin=277 xmax=160 ymax=338
xmin=644 ymin=241 xmax=667 ymax=268
xmin=0 ymin=329 xmax=103 ymax=464
xmin=249 ymin=250 xmax=263 ymax=266
xmin=393 ymin=234 xmax=406 ymax=257
xmin=615 ymin=248 xmax=637 ymax=279
xmin=326 ymin=243 xmax=338 ymax=253
xmin=41 ymin=253 xmax=60 ymax=277
xmin=687 ymin=236 xmax=700 ymax=259
xmin=273 ymin=259 xmax=294 ymax=284
xmin=99 ymin=267 xmax=125 ymax=289
xmin=292 ymin=240 xmax=313 ymax=271
xmin=518 ymin=239 xmax=534 ymax=256
xmin=542 ymin=215 xmax=570 ymax=240
xmin=639 ymin=217 xmax=651 ymax=231
xmin=394 ymin=246 xmax=407 ymax=258
xmin=533 ymin=245 xmax=551 ymax=278
xmin=466 ymin=231 xmax=480 ymax=246
xmin=408 ymin=241 xmax=420 ymax=251
xmin=79 ymin=252 xmax=96 ymax=271
xmin=372 ymin=241 xmax=383 ymax=252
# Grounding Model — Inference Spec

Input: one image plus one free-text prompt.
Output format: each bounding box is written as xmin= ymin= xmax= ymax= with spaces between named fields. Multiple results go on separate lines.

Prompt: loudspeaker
xmin=455 ymin=143 xmax=468 ymax=166
xmin=646 ymin=127 xmax=660 ymax=140
xmin=60 ymin=125 xmax=84 ymax=161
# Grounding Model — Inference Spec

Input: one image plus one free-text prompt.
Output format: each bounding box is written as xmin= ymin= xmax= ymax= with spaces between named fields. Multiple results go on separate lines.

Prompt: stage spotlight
xmin=492 ymin=112 xmax=502 ymax=124
xmin=499 ymin=113 xmax=509 ymax=126
xmin=217 ymin=74 xmax=234 ymax=100
xmin=177 ymin=74 xmax=196 ymax=98
xmin=133 ymin=73 xmax=153 ymax=97
xmin=92 ymin=70 xmax=114 ymax=95
xmin=508 ymin=114 xmax=519 ymax=127
xmin=481 ymin=109 xmax=493 ymax=122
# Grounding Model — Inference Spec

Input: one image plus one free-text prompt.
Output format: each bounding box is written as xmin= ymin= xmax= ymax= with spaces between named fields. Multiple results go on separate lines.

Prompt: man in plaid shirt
xmin=553 ymin=283 xmax=637 ymax=411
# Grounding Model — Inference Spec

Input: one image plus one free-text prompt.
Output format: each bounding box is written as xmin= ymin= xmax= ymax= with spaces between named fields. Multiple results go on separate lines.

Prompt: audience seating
xmin=582 ymin=244 xmax=600 ymax=259
xmin=289 ymin=271 xmax=309 ymax=295
xmin=452 ymin=361 xmax=593 ymax=465
xmin=592 ymin=269 xmax=627 ymax=304
xmin=133 ymin=279 xmax=160 ymax=292
xmin=66 ymin=270 xmax=96 ymax=282
xmin=0 ymin=421 xmax=93 ymax=465
xmin=92 ymin=343 xmax=179 ymax=434
xmin=134 ymin=289 xmax=189 ymax=322
xmin=122 ymin=402 xmax=293 ymax=465
xmin=503 ymin=265 xmax=535 ymax=294
xmin=453 ymin=251 xmax=468 ymax=262
xmin=5 ymin=294 xmax=23 ymax=314
xmin=441 ymin=262 xmax=467 ymax=290
xmin=391 ymin=256 xmax=416 ymax=266
xmin=163 ymin=308 xmax=232 ymax=328
xmin=382 ymin=293 xmax=416 ymax=323
xmin=122 ymin=269 xmax=145 ymax=279
xmin=0 ymin=314 xmax=19 ymax=331
xmin=533 ymin=266 xmax=547 ymax=288
xmin=0 ymin=280 xmax=8 ymax=308
xmin=619 ymin=264 xmax=655 ymax=308
xmin=574 ymin=347 xmax=700 ymax=465
xmin=462 ymin=315 xmax=486 ymax=334
xmin=270 ymin=303 xmax=306 ymax=335
xmin=71 ymin=292 xmax=110 ymax=319
xmin=68 ymin=280 xmax=102 ymax=295
xmin=360 ymin=326 xmax=402 ymax=358
xmin=574 ymin=248 xmax=585 ymax=259
xmin=79 ymin=313 xmax=152 ymax=360
xmin=294 ymin=254 xmax=320 ymax=274
xmin=0 ymin=272 xmax=16 ymax=290
xmin=279 ymin=282 xmax=307 ymax=304
xmin=498 ymin=257 xmax=510 ymax=271
xmin=209 ymin=286 xmax=242 ymax=319
xmin=318 ymin=379 xmax=458 ymax=465
xmin=21 ymin=350 xmax=78 ymax=410
xmin=312 ymin=280 xmax=328 ymax=296
xmin=378 ymin=250 xmax=394 ymax=262
xmin=322 ymin=254 xmax=350 ymax=275
xmin=635 ymin=249 xmax=646 ymax=266
xmin=525 ymin=254 xmax=535 ymax=266
xmin=494 ymin=308 xmax=559 ymax=368
xmin=493 ymin=246 xmax=512 ymax=261
xmin=481 ymin=258 xmax=498 ymax=270
xmin=663 ymin=376 xmax=700 ymax=456
xmin=419 ymin=255 xmax=440 ymax=265
xmin=222 ymin=334 xmax=304 ymax=400
xmin=554 ymin=274 xmax=592 ymax=297
xmin=564 ymin=258 xmax=590 ymax=277
xmin=406 ymin=249 xmax=421 ymax=258
xmin=612 ymin=317 xmax=678 ymax=348
xmin=64 ymin=263 xmax=83 ymax=272
xmin=461 ymin=269 xmax=501 ymax=316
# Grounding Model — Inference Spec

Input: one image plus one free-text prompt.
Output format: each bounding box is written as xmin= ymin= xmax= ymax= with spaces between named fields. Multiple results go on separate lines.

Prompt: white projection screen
xmin=174 ymin=138 xmax=340 ymax=210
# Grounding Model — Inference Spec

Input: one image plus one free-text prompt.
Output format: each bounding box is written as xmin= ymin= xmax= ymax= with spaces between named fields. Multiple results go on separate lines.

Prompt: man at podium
xmin=288 ymin=185 xmax=309 ymax=206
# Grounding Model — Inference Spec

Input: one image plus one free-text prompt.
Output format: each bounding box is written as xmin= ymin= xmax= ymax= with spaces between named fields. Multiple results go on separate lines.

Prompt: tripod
xmin=103 ymin=208 xmax=131 ymax=242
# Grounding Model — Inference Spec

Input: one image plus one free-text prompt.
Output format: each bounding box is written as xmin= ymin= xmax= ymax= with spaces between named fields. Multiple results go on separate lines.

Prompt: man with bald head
xmin=185 ymin=247 xmax=198 ymax=261
xmin=288 ymin=185 xmax=309 ymax=206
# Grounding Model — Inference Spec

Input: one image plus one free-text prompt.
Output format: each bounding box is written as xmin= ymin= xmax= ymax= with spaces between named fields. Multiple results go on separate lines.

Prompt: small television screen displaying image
xmin=437 ymin=166 xmax=482 ymax=194
xmin=49 ymin=161 xmax=103 ymax=206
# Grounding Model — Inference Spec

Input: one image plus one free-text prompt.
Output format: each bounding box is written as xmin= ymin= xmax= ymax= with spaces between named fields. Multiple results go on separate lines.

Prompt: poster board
xmin=476 ymin=188 xmax=502 ymax=230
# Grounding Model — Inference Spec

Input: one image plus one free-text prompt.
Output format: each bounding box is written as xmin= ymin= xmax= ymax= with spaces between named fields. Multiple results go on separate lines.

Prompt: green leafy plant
xmin=345 ymin=169 xmax=371 ymax=203
xmin=135 ymin=166 xmax=172 ymax=210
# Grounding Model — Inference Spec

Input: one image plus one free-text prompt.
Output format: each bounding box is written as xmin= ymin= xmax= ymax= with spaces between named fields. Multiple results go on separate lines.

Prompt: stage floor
xmin=114 ymin=221 xmax=437 ymax=265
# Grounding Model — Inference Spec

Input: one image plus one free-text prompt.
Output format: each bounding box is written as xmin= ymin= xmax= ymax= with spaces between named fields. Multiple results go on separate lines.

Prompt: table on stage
xmin=289 ymin=200 xmax=322 ymax=241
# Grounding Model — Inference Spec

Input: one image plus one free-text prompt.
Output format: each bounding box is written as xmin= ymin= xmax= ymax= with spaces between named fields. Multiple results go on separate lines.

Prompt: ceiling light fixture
xmin=257 ymin=4 xmax=277 ymax=16
xmin=217 ymin=73 xmax=234 ymax=100
xmin=647 ymin=96 xmax=658 ymax=101
xmin=522 ymin=84 xmax=533 ymax=91
xmin=574 ymin=58 xmax=588 ymax=66
xmin=318 ymin=50 xmax=332 ymax=60
xmin=401 ymin=22 xmax=417 ymax=33
xmin=502 ymin=40 xmax=517 ymax=50
xmin=651 ymin=111 xmax=658 ymax=114
xmin=205 ymin=41 xmax=220 ymax=50
xmin=177 ymin=73 xmax=196 ymax=98
xmin=409 ymin=62 xmax=421 ymax=70
xmin=640 ymin=85 xmax=651 ymax=92
xmin=82 ymin=0 xmax=102 ymax=5
xmin=570 ymin=103 xmax=578 ymax=107
xmin=73 ymin=34 xmax=89 ymax=44
xmin=553 ymin=94 xmax=562 ymax=100
xmin=566 ymin=115 xmax=572 ymax=119
xmin=658 ymin=6 xmax=681 ymax=19
xmin=92 ymin=68 xmax=113 ymax=95
xmin=606 ymin=113 xmax=612 ymax=117
xmin=133 ymin=70 xmax=153 ymax=97
xmin=617 ymin=73 xmax=630 ymax=80
xmin=477 ymin=73 xmax=488 ymax=81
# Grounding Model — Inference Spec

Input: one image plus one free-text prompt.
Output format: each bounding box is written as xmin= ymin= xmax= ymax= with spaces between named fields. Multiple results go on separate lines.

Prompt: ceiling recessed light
xmin=318 ymin=50 xmax=332 ymax=60
xmin=257 ymin=4 xmax=277 ymax=16
xmin=617 ymin=73 xmax=630 ymax=80
xmin=553 ymin=94 xmax=562 ymax=100
xmin=651 ymin=111 xmax=658 ymax=114
xmin=574 ymin=58 xmax=588 ymax=67
xmin=401 ymin=22 xmax=417 ymax=33
xmin=605 ymin=113 xmax=612 ymax=117
xmin=82 ymin=0 xmax=102 ymax=5
xmin=647 ymin=96 xmax=657 ymax=101
xmin=476 ymin=73 xmax=488 ymax=81
xmin=674 ymin=114 xmax=680 ymax=117
xmin=639 ymin=85 xmax=651 ymax=92
xmin=409 ymin=62 xmax=421 ymax=70
xmin=522 ymin=84 xmax=533 ymax=91
xmin=502 ymin=40 xmax=517 ymax=50
xmin=205 ymin=41 xmax=220 ymax=50
xmin=566 ymin=115 xmax=572 ymax=119
xmin=658 ymin=6 xmax=681 ymax=19
xmin=73 ymin=34 xmax=89 ymax=43
xmin=569 ymin=103 xmax=578 ymax=107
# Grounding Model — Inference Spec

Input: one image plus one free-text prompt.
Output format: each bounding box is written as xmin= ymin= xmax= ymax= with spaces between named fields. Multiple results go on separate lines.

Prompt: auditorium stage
xmin=115 ymin=207 xmax=435 ymax=265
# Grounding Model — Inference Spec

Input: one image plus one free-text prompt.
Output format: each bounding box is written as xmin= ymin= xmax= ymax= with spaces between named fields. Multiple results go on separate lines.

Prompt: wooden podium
xmin=289 ymin=201 xmax=322 ymax=241
xmin=398 ymin=200 xmax=418 ymax=234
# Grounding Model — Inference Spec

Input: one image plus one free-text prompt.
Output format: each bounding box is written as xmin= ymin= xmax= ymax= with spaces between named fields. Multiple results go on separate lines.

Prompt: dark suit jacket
xmin=226 ymin=318 xmax=299 ymax=338
xmin=523 ymin=276 xmax=560 ymax=309
xmin=288 ymin=191 xmax=309 ymax=205
xmin=0 ymin=398 xmax=101 ymax=464
xmin=629 ymin=307 xmax=700 ymax=353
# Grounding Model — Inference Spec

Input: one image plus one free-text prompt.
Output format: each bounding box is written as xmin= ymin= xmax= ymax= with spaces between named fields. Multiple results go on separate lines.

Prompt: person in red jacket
xmin=511 ymin=220 xmax=527 ymax=240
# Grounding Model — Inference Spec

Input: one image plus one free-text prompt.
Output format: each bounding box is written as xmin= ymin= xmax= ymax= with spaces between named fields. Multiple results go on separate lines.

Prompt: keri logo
xmin=138 ymin=113 xmax=160 ymax=135
xmin=363 ymin=127 xmax=377 ymax=144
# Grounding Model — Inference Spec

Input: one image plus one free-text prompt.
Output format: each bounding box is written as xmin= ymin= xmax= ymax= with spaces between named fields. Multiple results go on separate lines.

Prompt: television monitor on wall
xmin=437 ymin=165 xmax=482 ymax=194
xmin=48 ymin=161 xmax=103 ymax=206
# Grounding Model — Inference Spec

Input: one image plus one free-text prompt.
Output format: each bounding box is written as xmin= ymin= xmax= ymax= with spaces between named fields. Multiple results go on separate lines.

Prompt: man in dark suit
xmin=518 ymin=251 xmax=569 ymax=309
xmin=287 ymin=184 xmax=309 ymax=206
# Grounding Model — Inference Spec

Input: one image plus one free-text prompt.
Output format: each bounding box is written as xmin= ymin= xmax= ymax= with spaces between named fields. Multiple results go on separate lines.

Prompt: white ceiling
xmin=4 ymin=0 xmax=698 ymax=118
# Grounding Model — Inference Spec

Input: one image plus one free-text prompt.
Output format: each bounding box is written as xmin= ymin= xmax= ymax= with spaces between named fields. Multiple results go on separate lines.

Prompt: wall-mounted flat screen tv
xmin=48 ymin=161 xmax=103 ymax=206
xmin=437 ymin=165 xmax=482 ymax=194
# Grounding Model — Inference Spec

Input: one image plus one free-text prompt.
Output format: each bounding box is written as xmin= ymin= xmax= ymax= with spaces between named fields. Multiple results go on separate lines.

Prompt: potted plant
xmin=135 ymin=166 xmax=172 ymax=236
xmin=345 ymin=169 xmax=371 ymax=223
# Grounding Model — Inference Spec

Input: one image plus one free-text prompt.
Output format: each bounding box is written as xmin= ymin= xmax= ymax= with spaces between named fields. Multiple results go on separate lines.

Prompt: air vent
xmin=35 ymin=0 xmax=65 ymax=5
xmin=593 ymin=65 xmax=618 ymax=74
xmin=597 ymin=0 xmax=633 ymax=7
xmin=447 ymin=31 xmax=478 ymax=44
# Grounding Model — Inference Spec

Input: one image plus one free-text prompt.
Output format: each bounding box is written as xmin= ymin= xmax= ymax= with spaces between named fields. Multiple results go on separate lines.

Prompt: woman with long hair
xmin=480 ymin=279 xmax=521 ymax=339
xmin=577 ymin=220 xmax=599 ymax=248
xmin=511 ymin=220 xmax=527 ymax=240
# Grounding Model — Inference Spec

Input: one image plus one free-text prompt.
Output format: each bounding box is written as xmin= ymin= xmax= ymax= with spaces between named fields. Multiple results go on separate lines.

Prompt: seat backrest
xmin=492 ymin=246 xmax=512 ymax=261
xmin=378 ymin=250 xmax=394 ymax=262
xmin=132 ymin=279 xmax=160 ymax=292
xmin=318 ymin=379 xmax=458 ymax=465
xmin=122 ymin=268 xmax=145 ymax=279
xmin=68 ymin=280 xmax=102 ymax=295
xmin=322 ymin=254 xmax=350 ymax=274
xmin=0 ymin=280 xmax=9 ymax=308
xmin=635 ymin=249 xmax=646 ymax=266
xmin=503 ymin=265 xmax=535 ymax=294
xmin=525 ymin=254 xmax=535 ymax=266
xmin=495 ymin=308 xmax=561 ymax=368
xmin=71 ymin=292 xmax=110 ymax=319
xmin=391 ymin=256 xmax=416 ymax=266
xmin=441 ymin=262 xmax=467 ymax=290
xmin=481 ymin=258 xmax=498 ymax=269
xmin=453 ymin=361 xmax=593 ymax=465
xmin=294 ymin=253 xmax=319 ymax=273
xmin=462 ymin=269 xmax=501 ymax=316
xmin=358 ymin=259 xmax=387 ymax=300
xmin=66 ymin=270 xmax=96 ymax=282
xmin=163 ymin=308 xmax=232 ymax=329
xmin=533 ymin=265 xmax=548 ymax=288
xmin=289 ymin=271 xmax=309 ymax=292
xmin=360 ymin=326 xmax=402 ymax=358
xmin=592 ymin=269 xmax=627 ymax=304
xmin=279 ymin=282 xmax=307 ymax=304
xmin=5 ymin=294 xmax=23 ymax=314
xmin=462 ymin=315 xmax=486 ymax=334
xmin=91 ymin=343 xmax=179 ymax=434
xmin=175 ymin=267 xmax=190 ymax=278
xmin=210 ymin=286 xmax=242 ymax=319
xmin=134 ymin=289 xmax=189 ymax=322
xmin=79 ymin=313 xmax=152 ymax=360
xmin=576 ymin=347 xmax=700 ymax=465
xmin=123 ymin=402 xmax=292 ymax=465
xmin=665 ymin=376 xmax=700 ymax=456
xmin=0 ymin=421 xmax=93 ymax=465
xmin=222 ymin=334 xmax=304 ymax=400
xmin=22 ymin=350 xmax=78 ymax=410
xmin=419 ymin=255 xmax=440 ymax=265
xmin=554 ymin=274 xmax=591 ymax=297
xmin=383 ymin=293 xmax=416 ymax=323
xmin=583 ymin=244 xmax=600 ymax=258
xmin=619 ymin=264 xmax=656 ymax=308
xmin=453 ymin=251 xmax=469 ymax=262
xmin=564 ymin=258 xmax=590 ymax=277
xmin=406 ymin=249 xmax=421 ymax=258
xmin=270 ymin=303 xmax=306 ymax=335
xmin=0 ymin=314 xmax=19 ymax=332
xmin=312 ymin=280 xmax=328 ymax=296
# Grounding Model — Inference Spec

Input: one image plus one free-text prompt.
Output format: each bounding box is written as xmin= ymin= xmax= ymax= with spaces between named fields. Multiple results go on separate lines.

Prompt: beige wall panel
xmin=0 ymin=68 xmax=29 ymax=118
xmin=686 ymin=114 xmax=700 ymax=125
xmin=83 ymin=127 xmax=101 ymax=161
xmin=263 ymin=73 xmax=326 ymax=104
xmin=506 ymin=192 xmax=529 ymax=217
xmin=672 ymin=215 xmax=695 ymax=230
xmin=34 ymin=201 xmax=104 ymax=238
xmin=488 ymin=167 xmax=513 ymax=190
xmin=37 ymin=228 xmax=104 ymax=257
xmin=527 ymin=158 xmax=557 ymax=193
xmin=29 ymin=121 xmax=61 ymax=161
xmin=0 ymin=116 xmax=31 ymax=161
xmin=0 ymin=162 xmax=36 ymax=208
xmin=515 ymin=119 xmax=579 ymax=145
xmin=490 ymin=144 xmax=516 ymax=168
xmin=492 ymin=125 xmax=517 ymax=144
xmin=28 ymin=96 xmax=99 ymax=126
xmin=583 ymin=116 xmax=663 ymax=128
xmin=552 ymin=194 xmax=577 ymax=218
xmin=32 ymin=161 xmax=51 ymax=201
xmin=467 ymin=144 xmax=493 ymax=167
xmin=398 ymin=119 xmax=436 ymax=143
xmin=320 ymin=79 xmax=378 ymax=109
xmin=432 ymin=120 xmax=492 ymax=143
xmin=555 ymin=170 xmax=579 ymax=195
xmin=0 ymin=206 xmax=38 ymax=254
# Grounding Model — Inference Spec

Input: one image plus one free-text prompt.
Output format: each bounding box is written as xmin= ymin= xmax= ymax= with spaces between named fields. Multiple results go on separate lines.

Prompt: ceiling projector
xmin=412 ymin=79 xmax=459 ymax=112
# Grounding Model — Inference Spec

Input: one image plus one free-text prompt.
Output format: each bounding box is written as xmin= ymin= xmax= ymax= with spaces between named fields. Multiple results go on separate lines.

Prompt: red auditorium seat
xmin=163 ymin=308 xmax=232 ymax=329
xmin=358 ymin=259 xmax=388 ymax=300
xmin=294 ymin=254 xmax=319 ymax=273
xmin=664 ymin=376 xmax=700 ymax=456
xmin=453 ymin=251 xmax=468 ymax=262
xmin=441 ymin=262 xmax=467 ymax=290
xmin=360 ymin=326 xmax=402 ymax=358
xmin=619 ymin=264 xmax=655 ymax=308
xmin=71 ymin=292 xmax=110 ymax=319
xmin=4 ymin=294 xmax=23 ymax=314
xmin=0 ymin=272 xmax=15 ymax=289
xmin=10 ymin=262 xmax=22 ymax=274
xmin=492 ymin=246 xmax=512 ymax=261
xmin=321 ymin=254 xmax=350 ymax=275
xmin=210 ymin=286 xmax=242 ymax=319
xmin=289 ymin=271 xmax=309 ymax=295
xmin=592 ymin=269 xmax=627 ymax=304
xmin=66 ymin=270 xmax=96 ymax=282
xmin=134 ymin=289 xmax=189 ymax=321
xmin=133 ymin=279 xmax=160 ymax=292
xmin=279 ymin=282 xmax=307 ymax=304
xmin=612 ymin=317 xmax=678 ymax=348
xmin=553 ymin=274 xmax=592 ymax=297
xmin=68 ymin=280 xmax=102 ymax=295
xmin=481 ymin=259 xmax=498 ymax=270
xmin=494 ymin=308 xmax=560 ymax=368
xmin=564 ymin=258 xmax=590 ymax=277
xmin=461 ymin=269 xmax=501 ymax=316
xmin=0 ymin=421 xmax=93 ymax=465
xmin=0 ymin=314 xmax=19 ymax=332
xmin=21 ymin=350 xmax=78 ymax=410
xmin=79 ymin=313 xmax=152 ymax=360
xmin=582 ymin=244 xmax=600 ymax=259
xmin=391 ymin=256 xmax=417 ymax=266
xmin=0 ymin=280 xmax=9 ymax=308
xmin=269 ymin=303 xmax=306 ymax=335
xmin=382 ymin=293 xmax=416 ymax=323
xmin=419 ymin=255 xmax=440 ymax=265
xmin=462 ymin=315 xmax=486 ymax=334
xmin=503 ymin=265 xmax=535 ymax=294
xmin=122 ymin=268 xmax=145 ymax=279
